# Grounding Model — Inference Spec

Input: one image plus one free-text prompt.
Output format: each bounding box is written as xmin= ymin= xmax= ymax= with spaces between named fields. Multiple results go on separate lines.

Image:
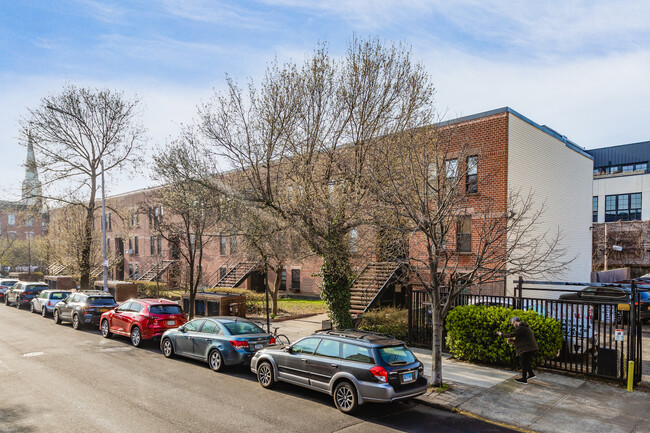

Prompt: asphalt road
xmin=0 ymin=304 xmax=514 ymax=433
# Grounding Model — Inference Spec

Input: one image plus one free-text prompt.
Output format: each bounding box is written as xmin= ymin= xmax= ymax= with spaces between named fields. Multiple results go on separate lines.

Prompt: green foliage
xmin=358 ymin=307 xmax=408 ymax=341
xmin=132 ymin=280 xmax=170 ymax=298
xmin=209 ymin=287 xmax=326 ymax=316
xmin=320 ymin=251 xmax=354 ymax=329
xmin=445 ymin=305 xmax=563 ymax=366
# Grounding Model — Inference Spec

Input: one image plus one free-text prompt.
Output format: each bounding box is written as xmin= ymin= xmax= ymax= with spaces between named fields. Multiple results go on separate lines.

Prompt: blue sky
xmin=2 ymin=0 xmax=650 ymax=198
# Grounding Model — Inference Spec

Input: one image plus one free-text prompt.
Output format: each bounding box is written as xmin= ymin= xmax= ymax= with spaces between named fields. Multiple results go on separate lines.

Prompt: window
xmin=108 ymin=213 xmax=112 ymax=231
xmin=200 ymin=321 xmax=218 ymax=334
xmin=26 ymin=214 xmax=33 ymax=227
xmin=220 ymin=236 xmax=227 ymax=255
xmin=341 ymin=343 xmax=374 ymax=363
xmin=130 ymin=302 xmax=144 ymax=313
xmin=445 ymin=159 xmax=458 ymax=180
xmin=605 ymin=193 xmax=641 ymax=222
xmin=184 ymin=320 xmax=205 ymax=332
xmin=219 ymin=266 xmax=227 ymax=279
xmin=25 ymin=232 xmax=34 ymax=240
xmin=7 ymin=214 xmax=15 ymax=226
xmin=281 ymin=269 xmax=287 ymax=291
xmin=466 ymin=156 xmax=478 ymax=194
xmin=128 ymin=238 xmax=133 ymax=253
xmin=593 ymin=196 xmax=598 ymax=223
xmin=150 ymin=237 xmax=155 ymax=255
xmin=230 ymin=236 xmax=237 ymax=255
xmin=130 ymin=211 xmax=139 ymax=227
xmin=291 ymin=338 xmax=320 ymax=355
xmin=134 ymin=236 xmax=139 ymax=255
xmin=456 ymin=216 xmax=472 ymax=253
xmin=223 ymin=321 xmax=264 ymax=335
xmin=349 ymin=228 xmax=358 ymax=254
xmin=314 ymin=339 xmax=341 ymax=359
xmin=7 ymin=231 xmax=17 ymax=241
xmin=157 ymin=236 xmax=162 ymax=255
xmin=291 ymin=269 xmax=301 ymax=290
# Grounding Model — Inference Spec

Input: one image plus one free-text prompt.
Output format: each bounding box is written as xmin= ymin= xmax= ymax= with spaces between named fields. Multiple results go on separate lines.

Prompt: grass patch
xmin=429 ymin=383 xmax=451 ymax=393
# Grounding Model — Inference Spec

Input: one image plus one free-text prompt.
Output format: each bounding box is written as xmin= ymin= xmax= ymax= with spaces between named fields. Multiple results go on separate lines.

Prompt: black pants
xmin=520 ymin=351 xmax=536 ymax=380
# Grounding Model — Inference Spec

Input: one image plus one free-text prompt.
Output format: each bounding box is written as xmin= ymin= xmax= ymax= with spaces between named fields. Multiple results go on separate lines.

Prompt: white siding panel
xmin=507 ymin=114 xmax=593 ymax=294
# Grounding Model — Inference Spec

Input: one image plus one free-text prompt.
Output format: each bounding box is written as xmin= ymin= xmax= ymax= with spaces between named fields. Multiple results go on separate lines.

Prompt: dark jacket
xmin=502 ymin=322 xmax=539 ymax=355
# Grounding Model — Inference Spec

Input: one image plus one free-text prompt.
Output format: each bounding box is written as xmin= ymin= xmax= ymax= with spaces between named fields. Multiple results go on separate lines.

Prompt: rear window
xmin=341 ymin=343 xmax=374 ymax=364
xmin=223 ymin=321 xmax=264 ymax=335
xmin=149 ymin=305 xmax=183 ymax=315
xmin=378 ymin=346 xmax=417 ymax=366
xmin=25 ymin=285 xmax=47 ymax=293
xmin=50 ymin=292 xmax=69 ymax=300
xmin=87 ymin=297 xmax=117 ymax=306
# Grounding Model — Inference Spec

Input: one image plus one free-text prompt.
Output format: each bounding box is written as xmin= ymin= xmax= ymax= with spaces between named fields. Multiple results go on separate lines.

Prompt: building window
xmin=281 ymin=269 xmax=287 ymax=291
xmin=220 ymin=266 xmax=227 ymax=279
xmin=134 ymin=236 xmax=139 ymax=255
xmin=291 ymin=269 xmax=301 ymax=291
xmin=220 ymin=236 xmax=227 ymax=255
xmin=128 ymin=238 xmax=133 ymax=254
xmin=133 ymin=263 xmax=139 ymax=280
xmin=445 ymin=159 xmax=458 ymax=181
xmin=605 ymin=193 xmax=642 ymax=222
xmin=25 ymin=232 xmax=34 ymax=240
xmin=107 ymin=238 xmax=111 ymax=252
xmin=593 ymin=196 xmax=598 ymax=223
xmin=128 ymin=263 xmax=133 ymax=278
xmin=349 ymin=228 xmax=358 ymax=254
xmin=107 ymin=213 xmax=112 ymax=231
xmin=230 ymin=236 xmax=237 ymax=255
xmin=466 ymin=156 xmax=478 ymax=194
xmin=150 ymin=237 xmax=155 ymax=255
xmin=26 ymin=214 xmax=33 ymax=227
xmin=7 ymin=214 xmax=15 ymax=226
xmin=7 ymin=231 xmax=17 ymax=241
xmin=456 ymin=216 xmax=472 ymax=253
xmin=157 ymin=236 xmax=162 ymax=255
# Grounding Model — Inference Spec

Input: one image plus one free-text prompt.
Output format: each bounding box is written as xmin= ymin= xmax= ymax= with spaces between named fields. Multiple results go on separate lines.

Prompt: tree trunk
xmin=320 ymin=249 xmax=353 ymax=329
xmin=431 ymin=306 xmax=443 ymax=386
xmin=188 ymin=258 xmax=196 ymax=320
xmin=272 ymin=269 xmax=282 ymax=315
xmin=79 ymin=201 xmax=95 ymax=291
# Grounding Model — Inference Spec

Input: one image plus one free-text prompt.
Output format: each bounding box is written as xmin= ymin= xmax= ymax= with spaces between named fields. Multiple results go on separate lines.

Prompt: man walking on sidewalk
xmin=497 ymin=316 xmax=539 ymax=384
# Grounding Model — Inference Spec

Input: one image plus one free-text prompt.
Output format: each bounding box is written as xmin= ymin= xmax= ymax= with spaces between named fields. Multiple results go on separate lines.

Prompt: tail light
xmin=269 ymin=337 xmax=276 ymax=345
xmin=370 ymin=366 xmax=388 ymax=383
xmin=230 ymin=340 xmax=249 ymax=349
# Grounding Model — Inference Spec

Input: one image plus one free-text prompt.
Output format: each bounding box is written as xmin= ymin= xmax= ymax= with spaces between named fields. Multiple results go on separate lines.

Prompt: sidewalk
xmin=273 ymin=314 xmax=650 ymax=433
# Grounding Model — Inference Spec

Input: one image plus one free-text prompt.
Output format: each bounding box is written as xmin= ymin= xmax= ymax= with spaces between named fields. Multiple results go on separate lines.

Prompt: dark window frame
xmin=605 ymin=193 xmax=641 ymax=222
xmin=456 ymin=215 xmax=472 ymax=253
xmin=593 ymin=196 xmax=598 ymax=223
xmin=466 ymin=155 xmax=478 ymax=194
xmin=291 ymin=269 xmax=301 ymax=290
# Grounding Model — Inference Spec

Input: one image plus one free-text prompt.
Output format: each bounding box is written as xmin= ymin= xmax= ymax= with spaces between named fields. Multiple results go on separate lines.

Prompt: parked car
xmin=160 ymin=317 xmax=274 ymax=371
xmin=30 ymin=290 xmax=72 ymax=317
xmin=100 ymin=298 xmax=188 ymax=347
xmin=0 ymin=279 xmax=19 ymax=302
xmin=4 ymin=281 xmax=48 ymax=309
xmin=250 ymin=330 xmax=428 ymax=414
xmin=559 ymin=286 xmax=649 ymax=322
xmin=53 ymin=291 xmax=118 ymax=329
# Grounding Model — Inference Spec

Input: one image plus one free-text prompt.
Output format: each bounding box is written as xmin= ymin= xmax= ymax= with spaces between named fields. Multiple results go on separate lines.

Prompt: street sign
xmin=615 ymin=329 xmax=624 ymax=342
xmin=617 ymin=304 xmax=630 ymax=311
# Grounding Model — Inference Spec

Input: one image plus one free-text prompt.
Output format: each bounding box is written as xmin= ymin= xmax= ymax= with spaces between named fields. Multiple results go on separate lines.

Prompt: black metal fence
xmin=406 ymin=279 xmax=644 ymax=384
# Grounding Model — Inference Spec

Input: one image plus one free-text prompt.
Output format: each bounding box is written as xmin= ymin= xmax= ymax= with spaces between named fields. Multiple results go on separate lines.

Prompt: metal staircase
xmin=48 ymin=263 xmax=70 ymax=276
xmin=349 ymin=262 xmax=403 ymax=316
xmin=211 ymin=260 xmax=259 ymax=289
xmin=139 ymin=260 xmax=176 ymax=282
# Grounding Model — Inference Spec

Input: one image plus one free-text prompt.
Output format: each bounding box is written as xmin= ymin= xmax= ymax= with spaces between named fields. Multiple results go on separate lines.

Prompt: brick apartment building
xmin=57 ymin=107 xmax=593 ymax=312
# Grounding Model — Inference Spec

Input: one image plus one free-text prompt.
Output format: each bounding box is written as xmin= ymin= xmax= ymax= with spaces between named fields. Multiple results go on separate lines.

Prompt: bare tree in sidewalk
xmin=369 ymin=125 xmax=572 ymax=386
xmin=23 ymin=85 xmax=145 ymax=289
xmin=197 ymin=38 xmax=435 ymax=328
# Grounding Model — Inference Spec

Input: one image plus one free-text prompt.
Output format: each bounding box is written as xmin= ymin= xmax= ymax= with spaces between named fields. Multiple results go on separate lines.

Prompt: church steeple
xmin=22 ymin=132 xmax=42 ymax=209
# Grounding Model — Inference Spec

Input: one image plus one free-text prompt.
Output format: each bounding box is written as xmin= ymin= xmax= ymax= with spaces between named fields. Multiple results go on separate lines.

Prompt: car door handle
xmin=330 ymin=364 xmax=339 ymax=368
xmin=301 ymin=359 xmax=309 ymax=363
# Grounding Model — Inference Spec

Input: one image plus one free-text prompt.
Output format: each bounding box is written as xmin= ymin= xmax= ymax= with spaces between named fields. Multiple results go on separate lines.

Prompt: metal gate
xmin=406 ymin=279 xmax=644 ymax=384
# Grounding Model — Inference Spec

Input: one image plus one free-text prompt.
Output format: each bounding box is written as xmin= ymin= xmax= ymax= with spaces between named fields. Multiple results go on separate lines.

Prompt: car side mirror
xmin=283 ymin=346 xmax=293 ymax=353
xmin=179 ymin=326 xmax=186 ymax=333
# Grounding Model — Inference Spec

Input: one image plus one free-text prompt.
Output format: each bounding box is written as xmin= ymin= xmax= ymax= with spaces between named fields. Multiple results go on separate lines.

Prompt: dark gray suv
xmin=250 ymin=330 xmax=427 ymax=414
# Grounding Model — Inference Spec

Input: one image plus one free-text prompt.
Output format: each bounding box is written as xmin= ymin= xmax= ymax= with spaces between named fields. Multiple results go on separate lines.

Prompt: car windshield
xmin=51 ymin=292 xmax=69 ymax=300
xmin=378 ymin=346 xmax=417 ymax=366
xmin=149 ymin=305 xmax=183 ymax=315
xmin=87 ymin=297 xmax=116 ymax=306
xmin=223 ymin=321 xmax=264 ymax=335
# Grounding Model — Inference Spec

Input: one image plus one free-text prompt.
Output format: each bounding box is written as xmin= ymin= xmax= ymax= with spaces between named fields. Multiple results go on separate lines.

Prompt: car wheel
xmin=4 ymin=297 xmax=8 ymax=306
xmin=162 ymin=338 xmax=174 ymax=358
xmin=130 ymin=326 xmax=142 ymax=347
xmin=53 ymin=309 xmax=61 ymax=324
xmin=15 ymin=299 xmax=21 ymax=309
xmin=333 ymin=381 xmax=358 ymax=414
xmin=208 ymin=349 xmax=224 ymax=372
xmin=101 ymin=320 xmax=113 ymax=339
xmin=72 ymin=314 xmax=82 ymax=330
xmin=257 ymin=361 xmax=275 ymax=389
xmin=42 ymin=306 xmax=48 ymax=318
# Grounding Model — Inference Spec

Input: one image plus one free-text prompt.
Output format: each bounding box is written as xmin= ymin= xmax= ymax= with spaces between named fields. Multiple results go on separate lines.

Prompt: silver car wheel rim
xmin=42 ymin=307 xmax=46 ymax=317
xmin=131 ymin=328 xmax=140 ymax=345
xmin=73 ymin=315 xmax=79 ymax=328
xmin=163 ymin=340 xmax=172 ymax=356
xmin=102 ymin=321 xmax=109 ymax=336
xmin=210 ymin=352 xmax=221 ymax=370
xmin=336 ymin=386 xmax=353 ymax=410
xmin=259 ymin=365 xmax=271 ymax=386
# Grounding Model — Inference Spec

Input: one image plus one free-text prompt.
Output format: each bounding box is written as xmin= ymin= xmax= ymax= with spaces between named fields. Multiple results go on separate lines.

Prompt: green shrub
xmin=131 ymin=280 xmax=169 ymax=298
xmin=358 ymin=307 xmax=408 ymax=341
xmin=208 ymin=287 xmax=265 ymax=315
xmin=445 ymin=305 xmax=563 ymax=366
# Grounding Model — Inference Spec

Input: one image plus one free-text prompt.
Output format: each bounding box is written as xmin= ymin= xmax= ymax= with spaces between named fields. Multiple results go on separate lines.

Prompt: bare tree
xmin=23 ymin=85 xmax=145 ymax=289
xmin=198 ymin=38 xmax=435 ymax=327
xmin=148 ymin=134 xmax=225 ymax=319
xmin=369 ymin=125 xmax=572 ymax=386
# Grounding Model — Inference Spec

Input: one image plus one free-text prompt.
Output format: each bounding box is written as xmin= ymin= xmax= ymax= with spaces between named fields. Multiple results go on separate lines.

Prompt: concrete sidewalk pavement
xmin=272 ymin=314 xmax=650 ymax=433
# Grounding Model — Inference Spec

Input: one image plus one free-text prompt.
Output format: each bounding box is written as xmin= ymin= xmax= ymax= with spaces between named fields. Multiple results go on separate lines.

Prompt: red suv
xmin=100 ymin=298 xmax=188 ymax=347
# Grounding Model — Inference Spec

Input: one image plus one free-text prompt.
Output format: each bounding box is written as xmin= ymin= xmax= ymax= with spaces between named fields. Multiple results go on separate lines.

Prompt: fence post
xmin=517 ymin=276 xmax=523 ymax=309
xmin=407 ymin=285 xmax=412 ymax=344
xmin=629 ymin=280 xmax=637 ymax=387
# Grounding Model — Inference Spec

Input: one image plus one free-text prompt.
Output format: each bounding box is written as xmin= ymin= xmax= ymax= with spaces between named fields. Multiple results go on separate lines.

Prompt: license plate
xmin=402 ymin=372 xmax=414 ymax=383
xmin=100 ymin=308 xmax=109 ymax=312
xmin=254 ymin=344 xmax=263 ymax=350
xmin=167 ymin=320 xmax=175 ymax=326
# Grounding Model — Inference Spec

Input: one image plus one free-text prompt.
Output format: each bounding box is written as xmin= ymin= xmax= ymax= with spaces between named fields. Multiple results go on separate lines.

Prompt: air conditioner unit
xmin=126 ymin=249 xmax=133 ymax=255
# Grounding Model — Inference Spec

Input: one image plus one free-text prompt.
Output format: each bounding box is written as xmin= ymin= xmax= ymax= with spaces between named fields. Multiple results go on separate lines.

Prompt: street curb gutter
xmin=414 ymin=397 xmax=536 ymax=433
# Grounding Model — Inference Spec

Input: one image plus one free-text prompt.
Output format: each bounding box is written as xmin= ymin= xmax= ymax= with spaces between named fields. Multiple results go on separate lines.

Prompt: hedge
xmin=358 ymin=307 xmax=408 ymax=342
xmin=445 ymin=305 xmax=563 ymax=366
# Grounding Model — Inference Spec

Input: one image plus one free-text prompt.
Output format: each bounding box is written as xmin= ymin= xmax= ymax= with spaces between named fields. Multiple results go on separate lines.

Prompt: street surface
xmin=0 ymin=305 xmax=514 ymax=433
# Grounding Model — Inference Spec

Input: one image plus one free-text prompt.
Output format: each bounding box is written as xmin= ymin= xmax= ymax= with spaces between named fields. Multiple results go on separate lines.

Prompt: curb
xmin=414 ymin=396 xmax=535 ymax=433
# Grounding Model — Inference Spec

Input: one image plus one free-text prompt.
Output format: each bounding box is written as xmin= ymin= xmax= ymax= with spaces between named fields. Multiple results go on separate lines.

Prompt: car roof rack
xmin=315 ymin=329 xmax=398 ymax=341
xmin=81 ymin=290 xmax=112 ymax=295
